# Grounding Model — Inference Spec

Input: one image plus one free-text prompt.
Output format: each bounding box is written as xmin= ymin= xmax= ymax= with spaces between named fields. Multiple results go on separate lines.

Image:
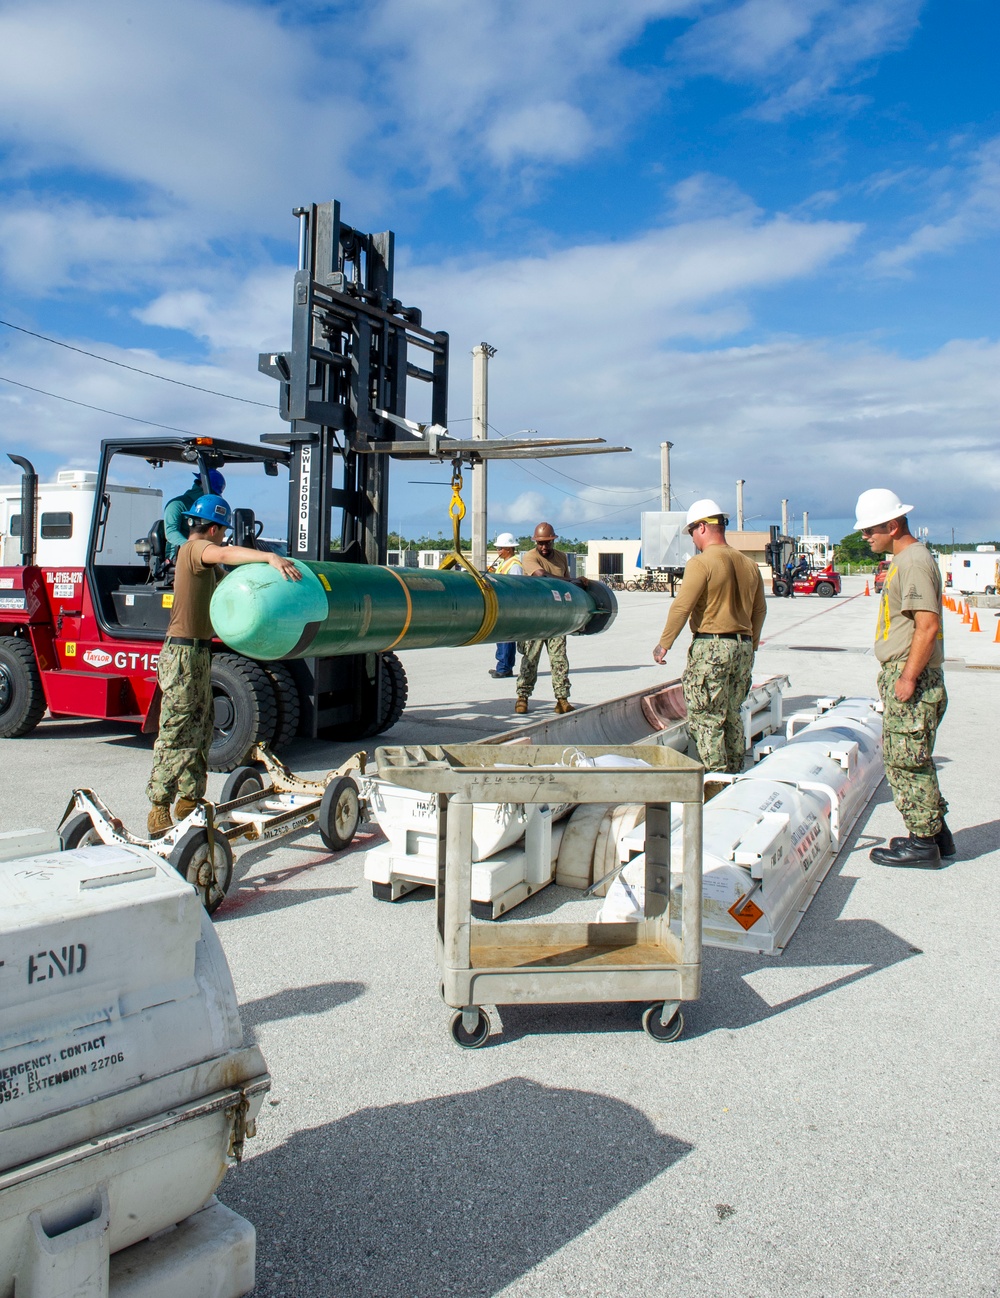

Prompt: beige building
xmin=586 ymin=532 xmax=772 ymax=582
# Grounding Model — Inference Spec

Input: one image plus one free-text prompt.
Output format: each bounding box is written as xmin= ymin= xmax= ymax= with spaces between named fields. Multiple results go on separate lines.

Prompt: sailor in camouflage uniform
xmin=146 ymin=493 xmax=301 ymax=838
xmin=856 ymin=489 xmax=953 ymax=868
xmin=516 ymin=522 xmax=587 ymax=715
xmin=653 ymin=499 xmax=766 ymax=774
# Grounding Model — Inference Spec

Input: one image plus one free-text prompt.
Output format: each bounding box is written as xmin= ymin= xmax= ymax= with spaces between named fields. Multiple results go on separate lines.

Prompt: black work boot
xmin=870 ymin=834 xmax=944 ymax=869
xmin=889 ymin=821 xmax=956 ymax=859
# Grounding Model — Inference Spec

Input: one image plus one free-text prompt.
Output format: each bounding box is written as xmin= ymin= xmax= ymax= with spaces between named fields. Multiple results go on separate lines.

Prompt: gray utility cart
xmin=375 ymin=743 xmax=704 ymax=1047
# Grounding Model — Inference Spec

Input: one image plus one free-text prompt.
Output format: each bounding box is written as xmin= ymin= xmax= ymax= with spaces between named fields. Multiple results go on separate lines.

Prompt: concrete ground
xmin=3 ymin=574 xmax=998 ymax=1297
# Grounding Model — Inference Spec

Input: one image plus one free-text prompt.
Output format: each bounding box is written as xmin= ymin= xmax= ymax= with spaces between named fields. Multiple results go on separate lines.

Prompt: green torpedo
xmin=210 ymin=560 xmax=617 ymax=660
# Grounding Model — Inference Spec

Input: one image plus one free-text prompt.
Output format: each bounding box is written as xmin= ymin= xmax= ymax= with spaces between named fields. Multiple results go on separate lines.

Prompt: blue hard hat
xmin=185 ymin=494 xmax=232 ymax=528
xmin=194 ymin=468 xmax=226 ymax=493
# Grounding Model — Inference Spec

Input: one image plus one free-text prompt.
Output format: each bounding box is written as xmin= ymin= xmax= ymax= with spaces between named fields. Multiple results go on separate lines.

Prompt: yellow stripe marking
xmin=384 ymin=568 xmax=414 ymax=650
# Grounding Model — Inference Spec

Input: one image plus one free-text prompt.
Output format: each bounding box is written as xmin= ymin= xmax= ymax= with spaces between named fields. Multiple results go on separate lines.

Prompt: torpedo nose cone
xmin=211 ymin=562 xmax=328 ymax=659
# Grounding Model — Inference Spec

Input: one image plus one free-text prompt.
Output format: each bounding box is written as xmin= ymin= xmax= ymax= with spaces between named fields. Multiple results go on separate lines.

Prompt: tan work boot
xmin=175 ymin=796 xmax=199 ymax=821
xmin=147 ymin=803 xmax=172 ymax=839
xmin=554 ymin=699 xmax=574 ymax=714
xmin=515 ymin=697 xmax=528 ymax=714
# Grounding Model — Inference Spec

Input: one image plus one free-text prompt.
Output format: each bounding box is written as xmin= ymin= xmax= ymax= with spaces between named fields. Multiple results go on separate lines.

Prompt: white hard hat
xmin=685 ymin=498 xmax=729 ymax=531
xmin=494 ymin=532 xmax=518 ymax=548
xmin=855 ymin=489 xmax=914 ymax=531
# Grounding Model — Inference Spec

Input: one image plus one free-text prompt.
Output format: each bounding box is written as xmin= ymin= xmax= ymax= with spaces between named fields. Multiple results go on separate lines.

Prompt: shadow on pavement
xmin=240 ymin=981 xmax=366 ymax=1031
xmin=222 ymin=1078 xmax=691 ymax=1298
xmin=217 ymin=885 xmax=356 ymax=921
xmin=951 ymin=819 xmax=1000 ymax=862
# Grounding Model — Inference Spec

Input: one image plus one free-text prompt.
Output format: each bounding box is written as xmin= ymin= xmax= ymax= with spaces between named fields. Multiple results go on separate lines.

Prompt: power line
xmin=0 ymin=374 xmax=199 ymax=435
xmin=0 ymin=318 xmax=274 ymax=408
xmin=561 ymin=495 xmax=661 ymax=526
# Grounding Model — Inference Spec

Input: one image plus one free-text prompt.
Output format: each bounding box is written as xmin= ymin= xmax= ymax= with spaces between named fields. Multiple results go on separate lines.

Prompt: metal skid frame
xmin=375 ymin=743 xmax=705 ymax=1047
xmin=58 ymin=746 xmax=367 ymax=914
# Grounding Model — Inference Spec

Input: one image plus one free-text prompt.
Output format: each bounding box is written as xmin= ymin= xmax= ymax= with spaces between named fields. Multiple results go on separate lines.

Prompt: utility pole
xmin=781 ymin=499 xmax=789 ymax=536
xmin=471 ymin=342 xmax=496 ymax=571
xmin=736 ymin=480 xmax=745 ymax=531
xmin=660 ymin=441 xmax=673 ymax=510
xmin=803 ymin=510 xmax=809 ymax=536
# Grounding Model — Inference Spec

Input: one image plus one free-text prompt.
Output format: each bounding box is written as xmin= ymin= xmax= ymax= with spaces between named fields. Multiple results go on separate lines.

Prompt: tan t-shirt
xmin=522 ymin=547 xmax=571 ymax=580
xmin=166 ymin=536 xmax=219 ymax=641
xmin=658 ymin=544 xmax=766 ymax=650
xmin=874 ymin=542 xmax=943 ymax=665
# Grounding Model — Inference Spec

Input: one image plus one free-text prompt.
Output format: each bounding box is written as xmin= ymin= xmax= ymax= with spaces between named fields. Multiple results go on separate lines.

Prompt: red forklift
xmin=1 ymin=200 xmax=620 ymax=768
xmin=0 ymin=435 xmax=415 ymax=768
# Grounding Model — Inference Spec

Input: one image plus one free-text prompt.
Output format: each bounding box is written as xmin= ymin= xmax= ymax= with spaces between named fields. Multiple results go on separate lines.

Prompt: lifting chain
xmin=438 ymin=457 xmax=500 ymax=645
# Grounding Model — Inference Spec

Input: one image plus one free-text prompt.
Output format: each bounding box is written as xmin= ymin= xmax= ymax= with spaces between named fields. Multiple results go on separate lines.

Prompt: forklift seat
xmin=134 ymin=519 xmax=170 ymax=583
xmin=232 ymin=508 xmax=261 ymax=550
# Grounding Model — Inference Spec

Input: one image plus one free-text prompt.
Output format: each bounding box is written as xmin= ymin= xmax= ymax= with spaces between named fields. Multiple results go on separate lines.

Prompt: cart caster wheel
xmin=220 ymin=764 xmax=266 ymax=804
xmin=642 ymin=1004 xmax=684 ymax=1042
xmin=371 ymin=882 xmax=394 ymax=902
xmin=319 ymin=776 xmax=361 ymax=851
xmin=169 ymin=828 xmax=234 ymax=916
xmin=449 ymin=1008 xmax=491 ymax=1049
xmin=59 ymin=812 xmax=103 ymax=850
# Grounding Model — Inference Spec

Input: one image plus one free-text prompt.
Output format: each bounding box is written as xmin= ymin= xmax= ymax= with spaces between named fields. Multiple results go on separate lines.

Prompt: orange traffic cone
xmin=962 ymin=603 xmax=971 ymax=624
xmin=864 ymin=581 xmax=871 ymax=596
xmin=994 ymin=618 xmax=1000 ymax=644
xmin=971 ymin=611 xmax=981 ymax=632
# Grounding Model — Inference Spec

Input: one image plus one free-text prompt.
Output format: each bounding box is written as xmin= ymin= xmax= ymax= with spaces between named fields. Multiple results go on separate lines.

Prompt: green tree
xmin=835 ymin=530 xmax=874 ymax=565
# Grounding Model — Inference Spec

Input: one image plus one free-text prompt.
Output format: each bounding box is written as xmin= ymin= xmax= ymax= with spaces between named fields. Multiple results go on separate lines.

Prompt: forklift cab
xmin=90 ymin=437 xmax=290 ymax=640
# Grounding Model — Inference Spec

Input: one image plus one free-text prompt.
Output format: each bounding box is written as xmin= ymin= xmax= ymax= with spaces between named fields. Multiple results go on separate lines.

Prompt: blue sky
xmin=0 ymin=0 xmax=998 ymax=544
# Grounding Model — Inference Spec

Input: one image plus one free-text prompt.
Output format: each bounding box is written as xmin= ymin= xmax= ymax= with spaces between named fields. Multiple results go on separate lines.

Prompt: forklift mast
xmin=258 ymin=201 xmax=449 ymax=738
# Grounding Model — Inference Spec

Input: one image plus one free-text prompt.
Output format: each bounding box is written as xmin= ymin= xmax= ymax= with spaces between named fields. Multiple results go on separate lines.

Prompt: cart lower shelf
xmin=469 ymin=937 xmax=673 ymax=969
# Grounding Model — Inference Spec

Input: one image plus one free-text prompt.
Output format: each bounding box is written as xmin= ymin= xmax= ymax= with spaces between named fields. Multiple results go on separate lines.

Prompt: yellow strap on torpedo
xmin=383 ymin=566 xmax=414 ymax=651
xmin=437 ymin=460 xmax=500 ymax=644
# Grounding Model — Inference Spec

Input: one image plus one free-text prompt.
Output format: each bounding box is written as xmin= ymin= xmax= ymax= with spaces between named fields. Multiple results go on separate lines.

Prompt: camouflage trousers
xmin=517 ymin=635 xmax=570 ymax=701
xmin=146 ymin=644 xmax=213 ymax=806
xmin=877 ymin=661 xmax=948 ymax=837
xmin=682 ymin=637 xmax=754 ymax=774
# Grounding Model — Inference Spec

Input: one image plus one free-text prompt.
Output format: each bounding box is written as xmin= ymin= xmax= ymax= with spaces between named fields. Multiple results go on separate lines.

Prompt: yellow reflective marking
xmin=318 ymin=573 xmax=332 ymax=591
xmin=384 ymin=568 xmax=413 ymax=650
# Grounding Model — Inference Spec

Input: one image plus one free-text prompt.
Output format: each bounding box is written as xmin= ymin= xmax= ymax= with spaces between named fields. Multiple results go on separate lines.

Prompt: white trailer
xmin=0 ymin=470 xmax=162 ymax=568
xmin=949 ymin=547 xmax=999 ymax=594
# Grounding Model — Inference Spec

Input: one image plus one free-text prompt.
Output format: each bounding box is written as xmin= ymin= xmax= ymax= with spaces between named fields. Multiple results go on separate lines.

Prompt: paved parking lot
xmin=3 ymin=576 xmax=998 ymax=1297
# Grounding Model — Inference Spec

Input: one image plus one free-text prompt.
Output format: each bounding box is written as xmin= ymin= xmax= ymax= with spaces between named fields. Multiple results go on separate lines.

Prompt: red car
xmin=873 ymin=560 xmax=890 ymax=593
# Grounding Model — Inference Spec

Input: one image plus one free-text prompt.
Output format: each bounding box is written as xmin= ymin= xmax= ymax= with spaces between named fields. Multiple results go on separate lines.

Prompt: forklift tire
xmin=772 ymin=579 xmax=790 ymax=597
xmin=59 ymin=813 xmax=103 ymax=850
xmin=815 ymin=581 xmax=835 ymax=598
xmin=319 ymin=776 xmax=361 ymax=852
xmin=365 ymin=651 xmax=408 ymax=737
xmin=0 ymin=638 xmax=46 ymax=738
xmin=210 ymin=654 xmax=278 ymax=772
xmin=169 ymin=827 xmax=234 ymax=915
xmin=262 ymin=661 xmax=302 ymax=750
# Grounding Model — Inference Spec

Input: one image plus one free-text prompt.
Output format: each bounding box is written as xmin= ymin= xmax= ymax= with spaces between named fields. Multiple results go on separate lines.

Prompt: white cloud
xmin=673 ymin=0 xmax=924 ymax=117
xmin=0 ymin=0 xmax=366 ymax=220
xmin=871 ymin=136 xmax=1000 ymax=273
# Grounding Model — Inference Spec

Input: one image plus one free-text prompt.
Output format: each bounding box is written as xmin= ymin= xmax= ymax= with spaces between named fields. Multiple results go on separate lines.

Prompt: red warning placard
xmin=728 ymin=895 xmax=764 ymax=931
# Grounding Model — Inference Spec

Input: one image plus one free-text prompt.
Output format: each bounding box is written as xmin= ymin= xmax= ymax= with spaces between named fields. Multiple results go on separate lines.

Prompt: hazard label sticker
xmin=161 ymin=593 xmax=174 ymax=608
xmin=729 ymin=895 xmax=764 ymax=931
